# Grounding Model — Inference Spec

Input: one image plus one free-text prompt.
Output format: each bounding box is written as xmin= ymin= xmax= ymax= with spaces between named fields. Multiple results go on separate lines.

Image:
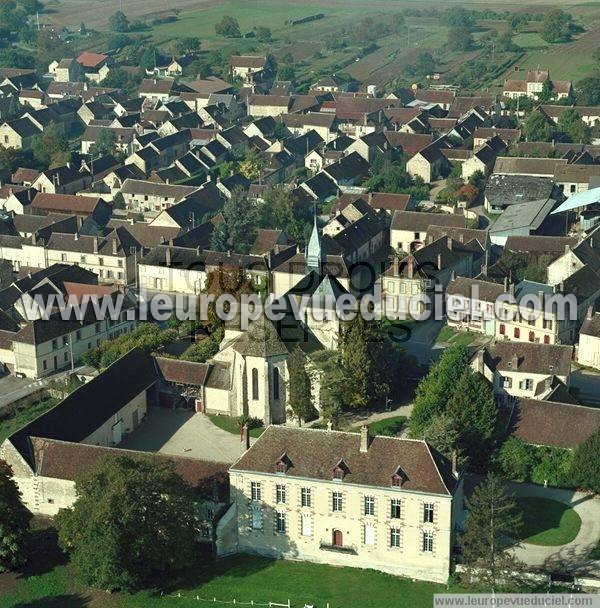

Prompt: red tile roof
xmin=76 ymin=52 xmax=108 ymax=69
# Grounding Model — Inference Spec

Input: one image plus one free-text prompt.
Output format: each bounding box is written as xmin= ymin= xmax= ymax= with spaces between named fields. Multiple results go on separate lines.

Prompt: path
xmin=508 ymin=481 xmax=600 ymax=576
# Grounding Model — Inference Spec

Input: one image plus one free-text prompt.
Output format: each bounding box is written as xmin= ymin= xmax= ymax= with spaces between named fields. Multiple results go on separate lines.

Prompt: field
xmin=42 ymin=0 xmax=600 ymax=90
xmin=0 ymin=553 xmax=463 ymax=608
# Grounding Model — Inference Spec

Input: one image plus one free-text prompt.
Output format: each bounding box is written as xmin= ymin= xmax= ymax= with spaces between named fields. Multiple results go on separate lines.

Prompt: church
xmin=198 ymin=213 xmax=353 ymax=423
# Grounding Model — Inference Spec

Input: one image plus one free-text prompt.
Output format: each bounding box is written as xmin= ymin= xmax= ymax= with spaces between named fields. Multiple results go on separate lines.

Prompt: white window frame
xmin=250 ymin=481 xmax=261 ymax=502
xmin=276 ymin=484 xmax=286 ymax=504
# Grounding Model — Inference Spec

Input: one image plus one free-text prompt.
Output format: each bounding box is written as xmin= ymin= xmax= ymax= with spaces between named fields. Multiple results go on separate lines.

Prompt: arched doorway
xmin=332 ymin=529 xmax=343 ymax=547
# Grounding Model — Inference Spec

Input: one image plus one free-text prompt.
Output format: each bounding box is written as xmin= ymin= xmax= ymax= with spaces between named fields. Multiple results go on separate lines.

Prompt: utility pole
xmin=67 ymin=334 xmax=74 ymax=372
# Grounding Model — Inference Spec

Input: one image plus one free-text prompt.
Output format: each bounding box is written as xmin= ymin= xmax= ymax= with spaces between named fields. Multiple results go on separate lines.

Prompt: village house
xmin=406 ymin=140 xmax=450 ymax=184
xmin=119 ymin=179 xmax=200 ymax=214
xmin=390 ymin=211 xmax=465 ymax=253
xmin=547 ymin=233 xmax=600 ymax=286
xmin=507 ymin=398 xmax=600 ymax=451
xmin=230 ymin=55 xmax=268 ymax=83
xmin=76 ymin=52 xmax=110 ymax=83
xmin=137 ymin=246 xmax=268 ymax=297
xmin=446 ymin=276 xmax=506 ymax=336
xmin=381 ymin=236 xmax=483 ymax=319
xmin=229 ymin=425 xmax=463 ymax=583
xmin=49 ymin=58 xmax=82 ymax=83
xmin=472 ymin=341 xmax=573 ymax=404
xmin=30 ymin=164 xmax=93 ymax=196
xmin=494 ymin=273 xmax=600 ymax=345
xmin=555 ymin=164 xmax=600 ymax=195
xmin=503 ymin=69 xmax=572 ymax=100
xmin=0 ymin=116 xmax=42 ymax=149
xmin=578 ymin=308 xmax=600 ymax=370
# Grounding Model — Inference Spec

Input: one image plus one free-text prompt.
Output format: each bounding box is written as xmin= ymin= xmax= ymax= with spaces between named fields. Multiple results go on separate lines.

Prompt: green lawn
xmin=0 ymin=397 xmax=59 ymax=444
xmin=517 ymin=498 xmax=582 ymax=546
xmin=589 ymin=540 xmax=600 ymax=561
xmin=350 ymin=415 xmax=408 ymax=437
xmin=436 ymin=326 xmax=479 ymax=347
xmin=207 ymin=414 xmax=264 ymax=438
xmin=0 ymin=555 xmax=463 ymax=608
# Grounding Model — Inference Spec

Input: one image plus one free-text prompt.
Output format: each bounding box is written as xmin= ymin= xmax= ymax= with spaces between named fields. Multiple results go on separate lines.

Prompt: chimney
xmin=31 ymin=232 xmax=37 ymax=245
xmin=93 ymin=236 xmax=98 ymax=254
xmin=407 ymin=256 xmax=414 ymax=279
xmin=511 ymin=355 xmax=518 ymax=369
xmin=129 ymin=217 xmax=135 ymax=225
xmin=241 ymin=424 xmax=251 ymax=450
xmin=451 ymin=450 xmax=458 ymax=478
xmin=503 ymin=276 xmax=509 ymax=291
xmin=509 ymin=282 xmax=515 ymax=297
xmin=587 ymin=306 xmax=594 ymax=321
xmin=447 ymin=236 xmax=453 ymax=250
xmin=437 ymin=253 xmax=442 ymax=270
xmin=112 ymin=239 xmax=118 ymax=255
xmin=360 ymin=424 xmax=370 ymax=453
xmin=165 ymin=246 xmax=172 ymax=267
xmin=565 ymin=244 xmax=570 ymax=255
xmin=475 ymin=348 xmax=484 ymax=374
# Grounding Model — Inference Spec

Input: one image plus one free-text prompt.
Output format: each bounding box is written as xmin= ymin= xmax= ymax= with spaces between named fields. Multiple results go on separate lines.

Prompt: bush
xmin=238 ymin=415 xmax=263 ymax=430
xmin=570 ymin=428 xmax=600 ymax=493
xmin=497 ymin=437 xmax=573 ymax=488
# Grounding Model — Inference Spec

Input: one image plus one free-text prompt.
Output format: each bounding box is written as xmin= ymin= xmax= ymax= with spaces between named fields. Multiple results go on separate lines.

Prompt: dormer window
xmin=332 ymin=459 xmax=348 ymax=481
xmin=391 ymin=466 xmax=406 ymax=487
xmin=275 ymin=453 xmax=292 ymax=474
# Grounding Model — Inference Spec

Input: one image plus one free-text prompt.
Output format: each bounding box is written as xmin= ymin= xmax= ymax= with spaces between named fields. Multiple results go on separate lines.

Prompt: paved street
xmin=396 ymin=318 xmax=445 ymax=365
xmin=120 ymin=407 xmax=255 ymax=463
xmin=0 ymin=366 xmax=90 ymax=411
xmin=507 ymin=481 xmax=600 ymax=575
xmin=0 ymin=374 xmax=43 ymax=410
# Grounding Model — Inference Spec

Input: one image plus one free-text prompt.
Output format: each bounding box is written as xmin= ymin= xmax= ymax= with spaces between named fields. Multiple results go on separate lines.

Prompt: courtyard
xmin=119 ymin=407 xmax=255 ymax=463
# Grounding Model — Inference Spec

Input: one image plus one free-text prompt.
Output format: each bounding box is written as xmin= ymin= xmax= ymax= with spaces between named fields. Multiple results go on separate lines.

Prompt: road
xmin=0 ymin=366 xmax=89 ymax=411
xmin=507 ymin=481 xmax=600 ymax=576
xmin=394 ymin=318 xmax=445 ymax=365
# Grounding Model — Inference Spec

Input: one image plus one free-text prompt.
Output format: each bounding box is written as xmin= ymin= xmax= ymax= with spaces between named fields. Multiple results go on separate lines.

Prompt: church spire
xmin=306 ymin=204 xmax=323 ymax=273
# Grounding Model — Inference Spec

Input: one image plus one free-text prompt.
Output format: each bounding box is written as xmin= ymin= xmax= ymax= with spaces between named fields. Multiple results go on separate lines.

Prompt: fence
xmin=162 ymin=593 xmax=333 ymax=607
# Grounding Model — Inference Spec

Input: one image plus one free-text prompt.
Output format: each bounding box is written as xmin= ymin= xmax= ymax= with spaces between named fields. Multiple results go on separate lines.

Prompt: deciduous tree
xmin=55 ymin=456 xmax=200 ymax=591
xmin=0 ymin=461 xmax=32 ymax=572
xmin=522 ymin=111 xmax=552 ymax=142
xmin=108 ymin=10 xmax=130 ymax=32
xmin=409 ymin=345 xmax=470 ymax=437
xmin=215 ymin=15 xmax=241 ymax=38
xmin=570 ymin=428 xmax=600 ymax=493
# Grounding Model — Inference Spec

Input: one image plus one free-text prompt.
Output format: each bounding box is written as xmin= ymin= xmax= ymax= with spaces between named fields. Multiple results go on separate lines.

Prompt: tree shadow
xmin=19 ymin=527 xmax=68 ymax=579
xmin=155 ymin=503 xmax=301 ymax=602
xmin=11 ymin=595 xmax=90 ymax=608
